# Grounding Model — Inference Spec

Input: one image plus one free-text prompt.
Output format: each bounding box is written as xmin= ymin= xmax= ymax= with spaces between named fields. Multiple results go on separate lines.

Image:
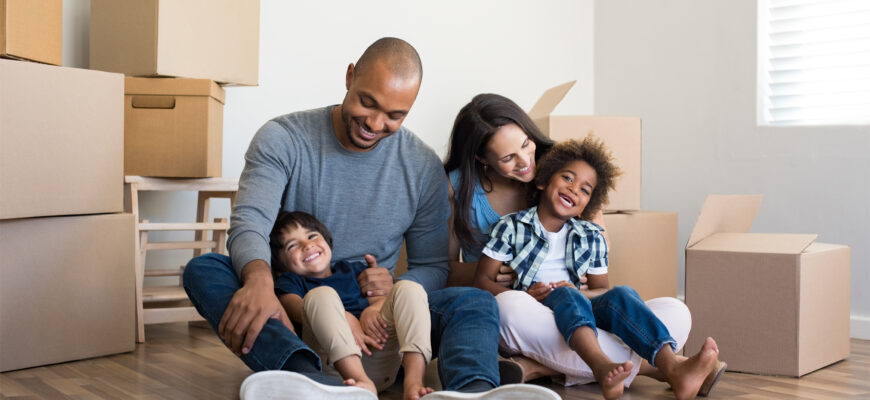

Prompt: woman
xmin=443 ymin=93 xmax=698 ymax=389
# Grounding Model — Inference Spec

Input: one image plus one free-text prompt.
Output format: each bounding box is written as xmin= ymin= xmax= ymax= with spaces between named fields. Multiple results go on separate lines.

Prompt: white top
xmin=533 ymin=224 xmax=573 ymax=284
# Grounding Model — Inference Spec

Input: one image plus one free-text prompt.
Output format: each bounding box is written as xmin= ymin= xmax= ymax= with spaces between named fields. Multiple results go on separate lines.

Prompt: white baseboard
xmin=851 ymin=315 xmax=870 ymax=340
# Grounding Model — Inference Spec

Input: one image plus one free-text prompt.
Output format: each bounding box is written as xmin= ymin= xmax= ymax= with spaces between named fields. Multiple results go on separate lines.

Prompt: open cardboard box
xmin=684 ymin=195 xmax=850 ymax=376
xmin=90 ymin=0 xmax=259 ymax=85
xmin=529 ymin=81 xmax=641 ymax=211
xmin=0 ymin=0 xmax=62 ymax=65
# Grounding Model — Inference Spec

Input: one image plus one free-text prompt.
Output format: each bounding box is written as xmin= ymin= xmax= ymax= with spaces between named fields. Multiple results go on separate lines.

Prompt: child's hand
xmin=528 ymin=282 xmax=552 ymax=302
xmin=345 ymin=312 xmax=379 ymax=356
xmin=551 ymin=281 xmax=575 ymax=290
xmin=360 ymin=304 xmax=389 ymax=347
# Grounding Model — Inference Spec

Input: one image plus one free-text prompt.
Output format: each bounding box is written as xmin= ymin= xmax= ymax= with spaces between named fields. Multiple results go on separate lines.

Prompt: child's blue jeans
xmin=541 ymin=285 xmax=677 ymax=366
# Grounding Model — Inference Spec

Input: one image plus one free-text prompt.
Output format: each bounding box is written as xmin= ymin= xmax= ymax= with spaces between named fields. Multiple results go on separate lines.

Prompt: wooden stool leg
xmin=194 ymin=193 xmax=212 ymax=257
xmin=135 ymin=219 xmax=148 ymax=343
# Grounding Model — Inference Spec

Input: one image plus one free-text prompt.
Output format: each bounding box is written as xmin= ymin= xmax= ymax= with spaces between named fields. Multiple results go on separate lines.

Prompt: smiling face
xmin=334 ymin=60 xmax=420 ymax=152
xmin=480 ymin=123 xmax=537 ymax=183
xmin=276 ymin=224 xmax=333 ymax=279
xmin=537 ymin=160 xmax=598 ymax=228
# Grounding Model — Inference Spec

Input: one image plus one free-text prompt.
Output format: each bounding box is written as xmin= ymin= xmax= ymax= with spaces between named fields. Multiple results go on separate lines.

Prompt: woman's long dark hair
xmin=443 ymin=93 xmax=553 ymax=247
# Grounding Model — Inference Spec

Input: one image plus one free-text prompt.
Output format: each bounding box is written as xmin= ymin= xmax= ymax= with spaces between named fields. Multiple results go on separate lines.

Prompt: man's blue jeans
xmin=183 ymin=253 xmax=500 ymax=390
xmin=541 ymin=285 xmax=677 ymax=366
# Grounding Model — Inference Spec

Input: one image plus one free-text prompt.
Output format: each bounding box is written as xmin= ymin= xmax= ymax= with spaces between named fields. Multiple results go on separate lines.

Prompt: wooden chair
xmin=124 ymin=176 xmax=238 ymax=343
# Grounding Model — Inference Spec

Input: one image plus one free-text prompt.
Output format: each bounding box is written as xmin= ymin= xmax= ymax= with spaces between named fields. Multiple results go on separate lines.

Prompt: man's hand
xmin=218 ymin=260 xmax=293 ymax=356
xmin=357 ymin=254 xmax=393 ymax=297
xmin=345 ymin=312 xmax=379 ymax=356
xmin=495 ymin=264 xmax=516 ymax=287
xmin=359 ymin=300 xmax=388 ymax=348
xmin=528 ymin=282 xmax=552 ymax=302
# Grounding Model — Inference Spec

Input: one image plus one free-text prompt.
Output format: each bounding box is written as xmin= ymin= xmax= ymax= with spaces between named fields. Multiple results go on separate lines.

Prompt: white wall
xmin=61 ymin=1 xmax=595 ymax=283
xmin=594 ymin=0 xmax=870 ymax=339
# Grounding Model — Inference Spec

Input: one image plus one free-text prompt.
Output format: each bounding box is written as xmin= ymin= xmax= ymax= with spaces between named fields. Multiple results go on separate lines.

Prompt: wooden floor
xmin=2 ymin=323 xmax=869 ymax=399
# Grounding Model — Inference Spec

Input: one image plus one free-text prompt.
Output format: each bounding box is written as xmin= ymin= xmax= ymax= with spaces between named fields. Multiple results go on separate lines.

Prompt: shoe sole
xmin=421 ymin=384 xmax=560 ymax=400
xmin=698 ymin=361 xmax=727 ymax=397
xmin=498 ymin=358 xmax=525 ymax=384
xmin=240 ymin=370 xmax=377 ymax=400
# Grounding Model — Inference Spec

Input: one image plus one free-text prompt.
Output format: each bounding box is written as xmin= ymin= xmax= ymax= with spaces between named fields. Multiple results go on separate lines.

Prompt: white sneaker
xmin=240 ymin=370 xmax=377 ymax=400
xmin=422 ymin=384 xmax=561 ymax=400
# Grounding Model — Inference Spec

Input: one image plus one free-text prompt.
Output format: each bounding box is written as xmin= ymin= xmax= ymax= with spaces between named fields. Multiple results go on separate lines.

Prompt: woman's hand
xmin=495 ymin=264 xmax=517 ymax=287
xmin=345 ymin=312 xmax=380 ymax=356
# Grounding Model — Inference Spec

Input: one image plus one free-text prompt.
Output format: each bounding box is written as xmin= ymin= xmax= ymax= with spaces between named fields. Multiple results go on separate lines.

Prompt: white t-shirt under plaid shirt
xmin=482 ymin=206 xmax=609 ymax=291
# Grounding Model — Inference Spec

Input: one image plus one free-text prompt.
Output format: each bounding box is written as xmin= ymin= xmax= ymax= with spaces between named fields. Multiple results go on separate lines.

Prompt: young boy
xmin=473 ymin=137 xmax=726 ymax=400
xmin=270 ymin=211 xmax=433 ymax=400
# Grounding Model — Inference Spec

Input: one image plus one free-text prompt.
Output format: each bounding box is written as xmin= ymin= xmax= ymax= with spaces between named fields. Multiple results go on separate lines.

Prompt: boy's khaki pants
xmin=301 ymin=280 xmax=431 ymax=391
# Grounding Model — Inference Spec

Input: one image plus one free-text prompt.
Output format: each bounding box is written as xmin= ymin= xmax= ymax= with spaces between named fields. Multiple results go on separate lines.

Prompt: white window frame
xmin=757 ymin=0 xmax=870 ymax=126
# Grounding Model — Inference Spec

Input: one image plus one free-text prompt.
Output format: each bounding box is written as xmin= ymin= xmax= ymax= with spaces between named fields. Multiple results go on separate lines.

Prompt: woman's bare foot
xmin=665 ymin=338 xmax=719 ymax=400
xmin=343 ymin=377 xmax=377 ymax=395
xmin=593 ymin=361 xmax=633 ymax=400
xmin=403 ymin=380 xmax=434 ymax=400
xmin=511 ymin=355 xmax=559 ymax=381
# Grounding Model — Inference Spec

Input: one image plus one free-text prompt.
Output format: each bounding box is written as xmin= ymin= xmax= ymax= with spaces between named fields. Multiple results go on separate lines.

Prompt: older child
xmin=270 ymin=211 xmax=433 ymax=400
xmin=474 ymin=137 xmax=726 ymax=400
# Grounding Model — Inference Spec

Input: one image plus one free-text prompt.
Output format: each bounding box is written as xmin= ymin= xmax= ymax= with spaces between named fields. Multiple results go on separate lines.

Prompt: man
xmin=184 ymin=37 xmax=558 ymax=399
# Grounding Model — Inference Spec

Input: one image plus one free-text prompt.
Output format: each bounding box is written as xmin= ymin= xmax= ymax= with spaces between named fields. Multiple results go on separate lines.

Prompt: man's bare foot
xmin=593 ymin=361 xmax=633 ymax=400
xmin=666 ymin=337 xmax=719 ymax=400
xmin=403 ymin=380 xmax=434 ymax=400
xmin=511 ymin=355 xmax=559 ymax=381
xmin=343 ymin=377 xmax=377 ymax=395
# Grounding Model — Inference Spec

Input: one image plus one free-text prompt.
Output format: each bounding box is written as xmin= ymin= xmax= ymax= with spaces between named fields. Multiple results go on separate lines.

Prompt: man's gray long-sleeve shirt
xmin=227 ymin=106 xmax=450 ymax=293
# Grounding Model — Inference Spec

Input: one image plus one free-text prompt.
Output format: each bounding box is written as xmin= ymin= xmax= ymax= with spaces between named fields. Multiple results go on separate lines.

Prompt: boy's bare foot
xmin=666 ymin=337 xmax=719 ymax=400
xmin=593 ymin=361 xmax=633 ymax=400
xmin=403 ymin=380 xmax=434 ymax=400
xmin=343 ymin=377 xmax=377 ymax=396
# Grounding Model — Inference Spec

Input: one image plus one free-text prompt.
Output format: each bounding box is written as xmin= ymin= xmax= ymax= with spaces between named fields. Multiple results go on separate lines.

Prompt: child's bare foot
xmin=403 ymin=380 xmax=434 ymax=400
xmin=343 ymin=377 xmax=377 ymax=395
xmin=666 ymin=337 xmax=719 ymax=400
xmin=593 ymin=361 xmax=633 ymax=399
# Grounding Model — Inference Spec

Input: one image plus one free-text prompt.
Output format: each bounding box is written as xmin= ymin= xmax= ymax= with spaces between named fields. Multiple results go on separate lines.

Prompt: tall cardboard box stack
xmin=684 ymin=195 xmax=850 ymax=376
xmin=0 ymin=58 xmax=135 ymax=371
xmin=529 ymin=81 xmax=678 ymax=300
xmin=90 ymin=0 xmax=260 ymax=178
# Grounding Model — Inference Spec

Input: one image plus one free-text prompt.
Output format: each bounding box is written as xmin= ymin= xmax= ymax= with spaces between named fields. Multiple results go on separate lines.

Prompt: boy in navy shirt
xmin=271 ymin=211 xmax=433 ymax=400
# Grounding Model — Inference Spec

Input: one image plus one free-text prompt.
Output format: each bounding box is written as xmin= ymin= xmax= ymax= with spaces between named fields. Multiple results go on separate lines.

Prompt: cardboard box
xmin=529 ymin=81 xmax=641 ymax=211
xmin=90 ymin=0 xmax=259 ymax=85
xmin=603 ymin=210 xmax=678 ymax=300
xmin=0 ymin=213 xmax=136 ymax=372
xmin=0 ymin=59 xmax=123 ymax=220
xmin=125 ymin=77 xmax=225 ymax=178
xmin=684 ymin=195 xmax=850 ymax=376
xmin=0 ymin=0 xmax=62 ymax=65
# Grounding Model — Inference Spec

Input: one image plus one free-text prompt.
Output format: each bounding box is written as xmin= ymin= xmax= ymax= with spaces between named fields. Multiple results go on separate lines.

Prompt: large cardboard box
xmin=529 ymin=81 xmax=641 ymax=211
xmin=125 ymin=77 xmax=225 ymax=178
xmin=90 ymin=0 xmax=259 ymax=85
xmin=0 ymin=213 xmax=136 ymax=372
xmin=684 ymin=195 xmax=850 ymax=376
xmin=0 ymin=0 xmax=62 ymax=65
xmin=604 ymin=210 xmax=678 ymax=300
xmin=0 ymin=59 xmax=123 ymax=220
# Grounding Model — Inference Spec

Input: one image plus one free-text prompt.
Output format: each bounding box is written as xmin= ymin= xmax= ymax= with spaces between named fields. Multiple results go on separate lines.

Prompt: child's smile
xmin=278 ymin=226 xmax=333 ymax=279
xmin=537 ymin=160 xmax=598 ymax=231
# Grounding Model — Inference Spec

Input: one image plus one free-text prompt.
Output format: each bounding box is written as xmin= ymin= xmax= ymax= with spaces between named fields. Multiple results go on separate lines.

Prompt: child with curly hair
xmin=474 ymin=137 xmax=725 ymax=400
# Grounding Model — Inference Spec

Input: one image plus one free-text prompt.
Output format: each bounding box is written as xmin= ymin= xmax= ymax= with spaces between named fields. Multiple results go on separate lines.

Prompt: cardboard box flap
xmin=691 ymin=232 xmax=818 ymax=254
xmin=124 ymin=77 xmax=226 ymax=104
xmin=687 ymin=195 xmax=763 ymax=248
xmin=529 ymin=81 xmax=576 ymax=121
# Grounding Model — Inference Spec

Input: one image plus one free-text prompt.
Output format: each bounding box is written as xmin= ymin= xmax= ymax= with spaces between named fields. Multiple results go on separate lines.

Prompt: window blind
xmin=759 ymin=0 xmax=870 ymax=126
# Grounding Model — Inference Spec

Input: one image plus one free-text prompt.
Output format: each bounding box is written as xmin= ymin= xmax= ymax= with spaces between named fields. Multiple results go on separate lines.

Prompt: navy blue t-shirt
xmin=275 ymin=260 xmax=370 ymax=318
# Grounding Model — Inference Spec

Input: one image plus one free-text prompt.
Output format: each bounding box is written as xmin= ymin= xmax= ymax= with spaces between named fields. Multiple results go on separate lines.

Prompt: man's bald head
xmin=353 ymin=37 xmax=422 ymax=82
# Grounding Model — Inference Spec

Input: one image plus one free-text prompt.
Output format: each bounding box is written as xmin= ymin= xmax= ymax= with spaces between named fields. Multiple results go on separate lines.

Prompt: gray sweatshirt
xmin=227 ymin=106 xmax=450 ymax=293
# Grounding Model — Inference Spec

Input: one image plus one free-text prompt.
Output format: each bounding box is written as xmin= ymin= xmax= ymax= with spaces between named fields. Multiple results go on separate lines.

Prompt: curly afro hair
xmin=531 ymin=136 xmax=622 ymax=220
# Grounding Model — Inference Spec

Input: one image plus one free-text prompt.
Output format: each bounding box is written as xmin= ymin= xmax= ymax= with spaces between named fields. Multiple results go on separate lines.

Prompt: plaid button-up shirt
xmin=483 ymin=206 xmax=608 ymax=291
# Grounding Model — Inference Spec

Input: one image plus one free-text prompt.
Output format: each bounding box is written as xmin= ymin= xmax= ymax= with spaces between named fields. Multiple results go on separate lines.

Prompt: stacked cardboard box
xmin=0 ymin=0 xmax=62 ymax=65
xmin=529 ymin=81 xmax=678 ymax=300
xmin=684 ymin=195 xmax=850 ymax=376
xmin=0 ymin=59 xmax=135 ymax=372
xmin=89 ymin=0 xmax=259 ymax=178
